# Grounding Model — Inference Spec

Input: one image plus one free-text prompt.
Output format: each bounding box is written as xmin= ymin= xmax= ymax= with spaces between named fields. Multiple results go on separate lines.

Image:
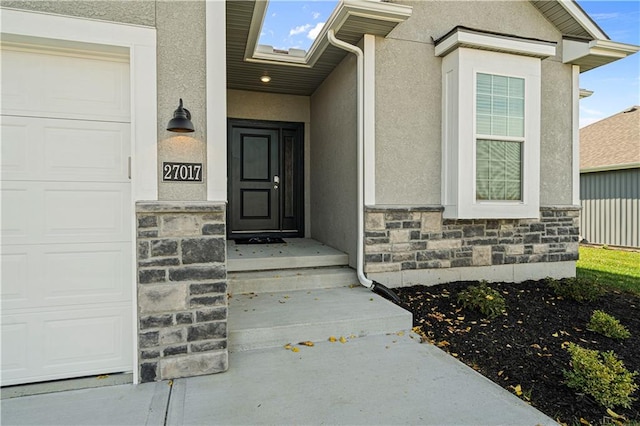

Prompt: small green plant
xmin=564 ymin=343 xmax=638 ymax=409
xmin=587 ymin=310 xmax=631 ymax=339
xmin=544 ymin=276 xmax=604 ymax=302
xmin=457 ymin=281 xmax=506 ymax=319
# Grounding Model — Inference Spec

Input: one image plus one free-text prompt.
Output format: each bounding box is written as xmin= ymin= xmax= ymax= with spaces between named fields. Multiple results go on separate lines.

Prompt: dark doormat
xmin=234 ymin=237 xmax=286 ymax=245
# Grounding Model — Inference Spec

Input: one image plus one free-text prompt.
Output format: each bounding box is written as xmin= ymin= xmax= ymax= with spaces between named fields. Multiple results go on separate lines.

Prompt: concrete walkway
xmin=1 ymin=333 xmax=556 ymax=425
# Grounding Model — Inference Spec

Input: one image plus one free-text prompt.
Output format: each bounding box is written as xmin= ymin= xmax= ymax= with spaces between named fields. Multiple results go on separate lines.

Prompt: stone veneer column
xmin=136 ymin=201 xmax=227 ymax=382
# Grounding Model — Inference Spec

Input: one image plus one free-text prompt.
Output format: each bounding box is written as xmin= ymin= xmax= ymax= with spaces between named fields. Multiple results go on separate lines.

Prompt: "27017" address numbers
xmin=162 ymin=162 xmax=203 ymax=182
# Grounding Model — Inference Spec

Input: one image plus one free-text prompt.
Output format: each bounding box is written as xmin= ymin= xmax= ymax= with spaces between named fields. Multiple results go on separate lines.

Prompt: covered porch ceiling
xmin=226 ymin=0 xmax=412 ymax=96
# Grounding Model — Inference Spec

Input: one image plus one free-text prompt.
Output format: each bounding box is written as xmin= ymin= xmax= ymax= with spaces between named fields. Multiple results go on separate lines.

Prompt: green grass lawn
xmin=577 ymin=245 xmax=640 ymax=296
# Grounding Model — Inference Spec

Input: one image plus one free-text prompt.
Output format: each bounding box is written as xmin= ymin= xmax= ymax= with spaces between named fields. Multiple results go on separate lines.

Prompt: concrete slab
xmin=228 ymin=286 xmax=412 ymax=352
xmin=0 ymin=381 xmax=170 ymax=426
xmin=227 ymin=238 xmax=349 ymax=272
xmin=167 ymin=333 xmax=556 ymax=426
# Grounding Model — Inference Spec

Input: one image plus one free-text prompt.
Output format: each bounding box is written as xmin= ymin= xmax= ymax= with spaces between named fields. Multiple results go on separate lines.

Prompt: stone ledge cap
xmin=539 ymin=205 xmax=581 ymax=211
xmin=365 ymin=205 xmax=444 ymax=213
xmin=136 ymin=201 xmax=226 ymax=213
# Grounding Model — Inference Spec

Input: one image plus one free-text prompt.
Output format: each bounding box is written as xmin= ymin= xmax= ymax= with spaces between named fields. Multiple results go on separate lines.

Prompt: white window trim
xmin=441 ymin=47 xmax=541 ymax=219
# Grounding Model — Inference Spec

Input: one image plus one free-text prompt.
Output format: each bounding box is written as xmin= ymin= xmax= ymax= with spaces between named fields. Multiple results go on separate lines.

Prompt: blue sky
xmin=258 ymin=0 xmax=338 ymax=51
xmin=259 ymin=1 xmax=639 ymax=127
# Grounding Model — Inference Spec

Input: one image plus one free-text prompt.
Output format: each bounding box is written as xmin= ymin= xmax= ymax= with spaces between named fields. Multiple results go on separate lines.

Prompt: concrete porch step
xmin=228 ymin=286 xmax=412 ymax=352
xmin=228 ymin=266 xmax=359 ymax=295
xmin=226 ymin=238 xmax=349 ymax=272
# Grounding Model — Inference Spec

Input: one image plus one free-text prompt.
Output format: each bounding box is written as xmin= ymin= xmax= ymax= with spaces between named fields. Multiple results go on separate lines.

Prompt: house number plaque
xmin=162 ymin=162 xmax=203 ymax=182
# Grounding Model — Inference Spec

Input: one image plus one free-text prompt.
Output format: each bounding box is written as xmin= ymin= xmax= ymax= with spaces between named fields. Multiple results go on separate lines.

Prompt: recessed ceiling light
xmin=260 ymin=75 xmax=271 ymax=83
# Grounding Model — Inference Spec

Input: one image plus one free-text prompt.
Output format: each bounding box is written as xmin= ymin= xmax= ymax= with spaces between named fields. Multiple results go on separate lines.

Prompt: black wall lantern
xmin=166 ymin=98 xmax=194 ymax=133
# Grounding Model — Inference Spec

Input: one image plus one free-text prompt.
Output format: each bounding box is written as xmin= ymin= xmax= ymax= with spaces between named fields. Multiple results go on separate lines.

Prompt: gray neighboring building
xmin=580 ymin=106 xmax=640 ymax=247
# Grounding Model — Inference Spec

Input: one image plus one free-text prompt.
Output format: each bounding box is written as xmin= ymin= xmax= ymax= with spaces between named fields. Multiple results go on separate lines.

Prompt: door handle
xmin=273 ymin=175 xmax=280 ymax=189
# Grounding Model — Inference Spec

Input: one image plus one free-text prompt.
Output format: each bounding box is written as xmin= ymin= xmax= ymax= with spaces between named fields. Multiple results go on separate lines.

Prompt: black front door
xmin=227 ymin=119 xmax=304 ymax=239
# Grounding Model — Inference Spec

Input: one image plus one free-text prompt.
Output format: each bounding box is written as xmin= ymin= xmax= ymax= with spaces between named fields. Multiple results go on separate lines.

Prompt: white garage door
xmin=1 ymin=42 xmax=133 ymax=386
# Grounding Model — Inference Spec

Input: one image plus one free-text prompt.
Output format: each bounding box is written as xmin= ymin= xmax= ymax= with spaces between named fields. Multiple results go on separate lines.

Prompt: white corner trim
xmin=572 ymin=65 xmax=580 ymax=206
xmin=364 ymin=34 xmax=376 ymax=205
xmin=434 ymin=28 xmax=556 ymax=58
xmin=206 ymin=1 xmax=228 ymax=203
xmin=557 ymin=0 xmax=608 ymax=40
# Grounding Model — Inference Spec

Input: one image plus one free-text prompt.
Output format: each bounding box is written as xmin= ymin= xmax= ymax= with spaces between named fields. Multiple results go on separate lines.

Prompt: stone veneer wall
xmin=136 ymin=201 xmax=227 ymax=383
xmin=364 ymin=206 xmax=579 ymax=276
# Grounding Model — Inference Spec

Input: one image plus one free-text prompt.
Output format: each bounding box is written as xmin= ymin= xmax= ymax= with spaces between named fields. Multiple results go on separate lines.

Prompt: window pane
xmin=476 ymin=73 xmax=525 ymax=139
xmin=477 ymin=180 xmax=489 ymax=200
xmin=509 ymin=77 xmax=524 ymax=98
xmin=490 ymin=181 xmax=506 ymax=199
xmin=508 ymin=97 xmax=524 ymax=117
xmin=477 ymin=73 xmax=492 ymax=94
xmin=476 ymin=139 xmax=522 ymax=201
xmin=477 ymin=115 xmax=491 ymax=134
xmin=493 ymin=96 xmax=508 ymax=116
xmin=493 ymin=75 xmax=508 ymax=96
xmin=477 ymin=94 xmax=492 ymax=115
xmin=492 ymin=115 xmax=507 ymax=136
xmin=508 ymin=117 xmax=524 ymax=137
xmin=505 ymin=182 xmax=521 ymax=200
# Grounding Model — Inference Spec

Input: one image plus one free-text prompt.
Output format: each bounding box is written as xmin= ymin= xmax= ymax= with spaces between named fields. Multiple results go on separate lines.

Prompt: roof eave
xmin=243 ymin=0 xmax=412 ymax=68
xmin=580 ymin=163 xmax=640 ymax=174
xmin=563 ymin=39 xmax=640 ymax=72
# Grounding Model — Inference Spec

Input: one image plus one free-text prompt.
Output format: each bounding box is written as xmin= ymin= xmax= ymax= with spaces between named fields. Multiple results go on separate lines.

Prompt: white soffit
xmin=579 ymin=88 xmax=593 ymax=99
xmin=563 ymin=39 xmax=640 ymax=72
xmin=434 ymin=27 xmax=557 ymax=58
xmin=244 ymin=0 xmax=412 ymax=68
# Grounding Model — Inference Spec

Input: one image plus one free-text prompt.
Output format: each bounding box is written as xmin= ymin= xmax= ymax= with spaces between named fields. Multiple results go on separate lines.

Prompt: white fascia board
xmin=557 ymin=0 xmax=608 ymax=40
xmin=244 ymin=0 xmax=411 ymax=68
xmin=579 ymin=88 xmax=593 ymax=99
xmin=563 ymin=39 xmax=640 ymax=64
xmin=580 ymin=163 xmax=640 ymax=174
xmin=435 ymin=29 xmax=556 ymax=58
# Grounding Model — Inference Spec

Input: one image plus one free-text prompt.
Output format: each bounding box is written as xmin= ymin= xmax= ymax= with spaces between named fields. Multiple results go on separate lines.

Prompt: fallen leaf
xmin=552 ymin=332 xmax=559 ymax=337
xmin=396 ymin=331 xmax=405 ymax=336
xmin=291 ymin=347 xmax=300 ymax=352
xmin=606 ymin=408 xmax=626 ymax=420
xmin=513 ymin=384 xmax=523 ymax=396
xmin=437 ymin=340 xmax=450 ymax=347
xmin=299 ymin=341 xmax=314 ymax=347
xmin=339 ymin=336 xmax=347 ymax=344
xmin=328 ymin=336 xmax=337 ymax=342
xmin=497 ymin=370 xmax=504 ymax=376
xmin=97 ymin=375 xmax=109 ymax=380
xmin=579 ymin=417 xmax=591 ymax=425
xmin=284 ymin=343 xmax=292 ymax=350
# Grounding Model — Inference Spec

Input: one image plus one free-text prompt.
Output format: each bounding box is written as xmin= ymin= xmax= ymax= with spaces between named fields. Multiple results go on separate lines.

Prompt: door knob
xmin=273 ymin=175 xmax=280 ymax=189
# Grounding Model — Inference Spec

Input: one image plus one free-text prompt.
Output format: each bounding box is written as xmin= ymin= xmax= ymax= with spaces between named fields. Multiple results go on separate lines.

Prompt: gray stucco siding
xmin=157 ymin=1 xmax=207 ymax=201
xmin=375 ymin=0 xmax=572 ymax=207
xmin=375 ymin=38 xmax=441 ymax=205
xmin=1 ymin=1 xmax=156 ymax=26
xmin=310 ymin=54 xmax=359 ymax=266
xmin=540 ymin=60 xmax=574 ymax=206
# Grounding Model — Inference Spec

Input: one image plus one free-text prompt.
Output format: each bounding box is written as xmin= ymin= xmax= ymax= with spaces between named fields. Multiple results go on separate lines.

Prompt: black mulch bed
xmin=396 ymin=280 xmax=639 ymax=425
